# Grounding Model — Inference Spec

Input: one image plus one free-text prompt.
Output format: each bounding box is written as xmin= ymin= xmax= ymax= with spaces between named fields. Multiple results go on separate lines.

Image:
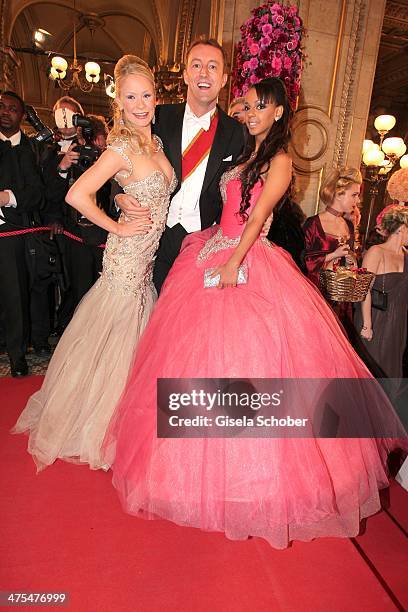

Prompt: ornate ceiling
xmin=368 ymin=0 xmax=408 ymax=141
xmin=1 ymin=0 xmax=214 ymax=118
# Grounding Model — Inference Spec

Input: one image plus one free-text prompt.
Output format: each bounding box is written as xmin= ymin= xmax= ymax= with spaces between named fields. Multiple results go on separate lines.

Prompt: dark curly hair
xmin=236 ymin=77 xmax=293 ymax=222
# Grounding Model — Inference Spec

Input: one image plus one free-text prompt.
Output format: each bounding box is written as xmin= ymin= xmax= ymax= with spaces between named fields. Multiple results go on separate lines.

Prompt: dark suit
xmin=111 ymin=103 xmax=244 ymax=291
xmin=146 ymin=103 xmax=244 ymax=292
xmin=0 ymin=134 xmax=44 ymax=362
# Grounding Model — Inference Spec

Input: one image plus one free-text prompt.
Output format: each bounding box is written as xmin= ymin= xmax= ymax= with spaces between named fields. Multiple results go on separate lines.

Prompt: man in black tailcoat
xmin=114 ymin=37 xmax=245 ymax=293
xmin=0 ymin=91 xmax=44 ymax=376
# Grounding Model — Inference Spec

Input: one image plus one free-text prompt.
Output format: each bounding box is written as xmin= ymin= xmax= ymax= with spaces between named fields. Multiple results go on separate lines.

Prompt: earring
xmin=119 ymin=111 xmax=124 ymax=126
xmin=152 ymin=112 xmax=156 ymax=125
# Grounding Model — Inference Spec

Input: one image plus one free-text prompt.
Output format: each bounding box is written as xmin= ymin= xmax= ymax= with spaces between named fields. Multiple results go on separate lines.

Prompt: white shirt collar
xmin=0 ymin=130 xmax=22 ymax=146
xmin=58 ymin=137 xmax=76 ymax=152
xmin=184 ymin=103 xmax=215 ymax=131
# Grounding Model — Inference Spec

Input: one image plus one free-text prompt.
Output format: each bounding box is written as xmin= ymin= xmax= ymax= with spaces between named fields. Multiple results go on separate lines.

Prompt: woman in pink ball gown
xmin=104 ymin=78 xmax=407 ymax=549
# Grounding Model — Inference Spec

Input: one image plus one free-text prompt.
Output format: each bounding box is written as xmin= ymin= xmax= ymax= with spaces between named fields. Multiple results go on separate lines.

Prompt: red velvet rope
xmin=0 ymin=226 xmax=105 ymax=248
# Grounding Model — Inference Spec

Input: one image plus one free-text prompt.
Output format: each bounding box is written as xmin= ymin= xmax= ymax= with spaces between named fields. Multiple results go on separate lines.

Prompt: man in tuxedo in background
xmin=0 ymin=91 xmax=44 ymax=376
xmin=115 ymin=37 xmax=245 ymax=293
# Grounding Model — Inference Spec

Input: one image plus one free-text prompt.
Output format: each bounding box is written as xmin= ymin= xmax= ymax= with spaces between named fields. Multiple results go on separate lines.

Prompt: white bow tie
xmin=185 ymin=110 xmax=211 ymax=131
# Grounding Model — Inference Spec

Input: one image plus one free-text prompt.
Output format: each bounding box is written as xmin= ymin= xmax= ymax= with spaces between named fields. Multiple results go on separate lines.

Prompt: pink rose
xmin=250 ymin=43 xmax=260 ymax=55
xmin=275 ymin=15 xmax=284 ymax=25
xmin=287 ymin=41 xmax=295 ymax=51
xmin=289 ymin=5 xmax=298 ymax=16
xmin=243 ymin=60 xmax=251 ymax=71
xmin=271 ymin=56 xmax=282 ymax=73
xmin=283 ymin=56 xmax=293 ymax=70
xmin=260 ymin=35 xmax=272 ymax=48
xmin=249 ymin=57 xmax=259 ymax=70
xmin=260 ymin=49 xmax=270 ymax=61
xmin=247 ymin=36 xmax=254 ymax=47
xmin=262 ymin=23 xmax=273 ymax=35
xmin=260 ymin=13 xmax=270 ymax=23
xmin=249 ymin=74 xmax=259 ymax=84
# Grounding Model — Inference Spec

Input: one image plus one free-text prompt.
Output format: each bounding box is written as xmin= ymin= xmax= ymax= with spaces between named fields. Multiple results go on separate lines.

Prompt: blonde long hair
xmin=107 ymin=54 xmax=155 ymax=154
xmin=320 ymin=167 xmax=362 ymax=207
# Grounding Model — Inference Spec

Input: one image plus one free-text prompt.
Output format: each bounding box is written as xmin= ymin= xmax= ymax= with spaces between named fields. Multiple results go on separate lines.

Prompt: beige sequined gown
xmin=13 ymin=138 xmax=176 ymax=471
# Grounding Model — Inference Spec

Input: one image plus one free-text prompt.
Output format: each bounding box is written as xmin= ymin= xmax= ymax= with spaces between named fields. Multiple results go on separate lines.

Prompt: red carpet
xmin=1 ymin=377 xmax=407 ymax=612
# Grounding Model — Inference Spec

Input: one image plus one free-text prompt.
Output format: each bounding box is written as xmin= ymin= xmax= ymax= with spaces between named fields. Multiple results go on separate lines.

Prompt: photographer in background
xmin=65 ymin=113 xmax=116 ymax=306
xmin=0 ymin=91 xmax=45 ymax=376
xmin=36 ymin=95 xmax=85 ymax=336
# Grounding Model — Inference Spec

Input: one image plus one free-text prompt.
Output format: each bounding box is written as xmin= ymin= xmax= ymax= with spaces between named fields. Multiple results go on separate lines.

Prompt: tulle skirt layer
xmin=13 ymin=277 xmax=155 ymax=471
xmin=105 ymin=228 xmax=406 ymax=548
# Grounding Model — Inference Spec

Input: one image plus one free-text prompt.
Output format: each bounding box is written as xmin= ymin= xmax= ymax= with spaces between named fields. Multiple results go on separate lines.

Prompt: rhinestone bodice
xmin=97 ymin=139 xmax=177 ymax=297
xmin=197 ymin=166 xmax=272 ymax=263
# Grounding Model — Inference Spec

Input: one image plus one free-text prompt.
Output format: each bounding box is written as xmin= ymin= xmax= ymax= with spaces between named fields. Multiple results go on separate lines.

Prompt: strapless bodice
xmin=218 ymin=166 xmax=263 ymax=238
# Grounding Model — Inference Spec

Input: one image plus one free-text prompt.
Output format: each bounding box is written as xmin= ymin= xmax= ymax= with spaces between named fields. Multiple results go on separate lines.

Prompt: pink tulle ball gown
xmin=105 ymin=166 xmax=407 ymax=549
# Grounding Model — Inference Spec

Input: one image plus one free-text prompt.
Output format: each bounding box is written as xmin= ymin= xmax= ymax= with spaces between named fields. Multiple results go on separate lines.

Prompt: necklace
xmin=326 ymin=205 xmax=344 ymax=218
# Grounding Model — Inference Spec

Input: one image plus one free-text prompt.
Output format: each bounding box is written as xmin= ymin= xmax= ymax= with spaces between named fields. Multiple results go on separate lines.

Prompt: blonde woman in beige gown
xmin=12 ymin=55 xmax=176 ymax=471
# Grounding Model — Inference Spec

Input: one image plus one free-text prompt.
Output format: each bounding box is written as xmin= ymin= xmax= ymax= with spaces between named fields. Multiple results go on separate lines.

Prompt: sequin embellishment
xmin=98 ymin=143 xmax=177 ymax=298
xmin=219 ymin=165 xmax=242 ymax=202
xmin=197 ymin=229 xmax=241 ymax=263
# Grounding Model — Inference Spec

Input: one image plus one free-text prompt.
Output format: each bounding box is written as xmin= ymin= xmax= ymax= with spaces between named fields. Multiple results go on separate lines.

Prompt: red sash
xmin=182 ymin=111 xmax=218 ymax=182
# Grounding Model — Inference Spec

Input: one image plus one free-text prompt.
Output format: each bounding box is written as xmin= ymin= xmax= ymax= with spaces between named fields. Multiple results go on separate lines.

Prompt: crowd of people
xmin=0 ymin=92 xmax=117 ymax=376
xmin=0 ymin=39 xmax=406 ymax=381
xmin=5 ymin=36 xmax=407 ymax=549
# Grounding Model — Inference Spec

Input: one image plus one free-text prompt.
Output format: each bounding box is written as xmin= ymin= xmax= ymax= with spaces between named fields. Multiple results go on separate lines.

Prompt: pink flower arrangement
xmin=231 ymin=1 xmax=305 ymax=108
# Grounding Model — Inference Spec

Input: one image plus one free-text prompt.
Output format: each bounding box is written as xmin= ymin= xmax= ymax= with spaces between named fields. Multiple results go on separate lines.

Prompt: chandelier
xmin=362 ymin=115 xmax=407 ymax=173
xmin=360 ymin=114 xmax=407 ymax=246
xmin=49 ymin=7 xmax=101 ymax=93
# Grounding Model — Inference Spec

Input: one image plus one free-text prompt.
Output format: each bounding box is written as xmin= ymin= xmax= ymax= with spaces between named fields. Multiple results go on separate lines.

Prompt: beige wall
xmin=221 ymin=0 xmax=385 ymax=216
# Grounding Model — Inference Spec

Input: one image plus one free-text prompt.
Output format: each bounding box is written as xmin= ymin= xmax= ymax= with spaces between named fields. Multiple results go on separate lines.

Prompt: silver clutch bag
xmin=204 ymin=262 xmax=248 ymax=288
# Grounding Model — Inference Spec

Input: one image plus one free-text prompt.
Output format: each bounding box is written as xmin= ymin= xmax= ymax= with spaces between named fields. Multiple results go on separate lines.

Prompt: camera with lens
xmin=71 ymin=114 xmax=100 ymax=174
xmin=25 ymin=105 xmax=55 ymax=143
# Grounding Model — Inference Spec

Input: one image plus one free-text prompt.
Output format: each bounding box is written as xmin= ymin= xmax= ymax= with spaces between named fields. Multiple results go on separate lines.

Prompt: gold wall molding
xmin=328 ymin=0 xmax=347 ymax=118
xmin=332 ymin=0 xmax=367 ymax=167
xmin=291 ymin=107 xmax=331 ymax=172
xmin=210 ymin=0 xmax=226 ymax=43
xmin=1 ymin=0 xmax=20 ymax=91
xmin=0 ymin=0 xmax=5 ymax=47
xmin=174 ymin=0 xmax=198 ymax=64
xmin=151 ymin=0 xmax=164 ymax=62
